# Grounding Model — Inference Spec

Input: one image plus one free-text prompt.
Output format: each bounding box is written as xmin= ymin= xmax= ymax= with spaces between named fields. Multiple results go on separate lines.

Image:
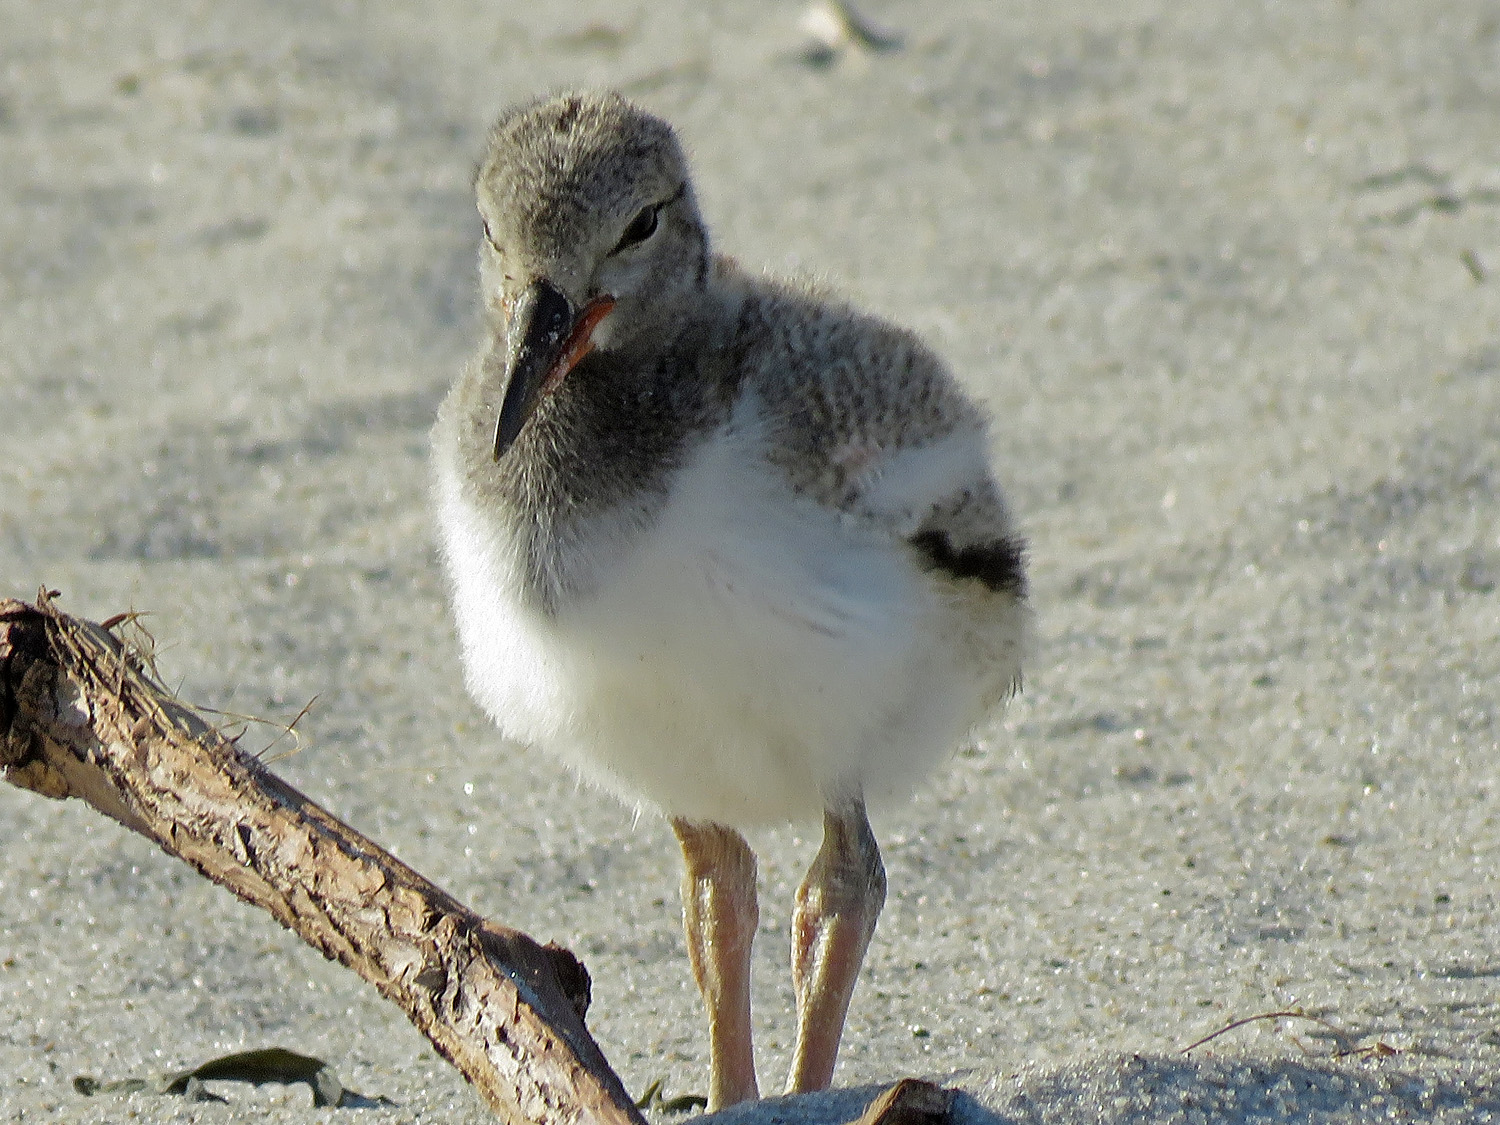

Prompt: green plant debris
xmin=74 ymin=1046 xmax=394 ymax=1108
xmin=634 ymin=1077 xmax=708 ymax=1114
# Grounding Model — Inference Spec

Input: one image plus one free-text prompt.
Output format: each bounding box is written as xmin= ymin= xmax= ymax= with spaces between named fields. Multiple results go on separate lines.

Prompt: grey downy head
xmin=474 ymin=91 xmax=711 ymax=460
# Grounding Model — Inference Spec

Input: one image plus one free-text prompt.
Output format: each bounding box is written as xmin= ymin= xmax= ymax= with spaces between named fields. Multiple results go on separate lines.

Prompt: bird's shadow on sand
xmin=691 ymin=1053 xmax=1500 ymax=1125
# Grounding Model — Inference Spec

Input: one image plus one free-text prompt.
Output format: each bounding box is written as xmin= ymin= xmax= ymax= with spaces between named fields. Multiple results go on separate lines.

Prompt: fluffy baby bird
xmin=433 ymin=91 xmax=1028 ymax=1108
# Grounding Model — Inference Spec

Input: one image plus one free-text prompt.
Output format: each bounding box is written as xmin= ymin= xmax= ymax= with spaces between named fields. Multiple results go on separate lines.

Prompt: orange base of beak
xmin=542 ymin=295 xmax=617 ymax=392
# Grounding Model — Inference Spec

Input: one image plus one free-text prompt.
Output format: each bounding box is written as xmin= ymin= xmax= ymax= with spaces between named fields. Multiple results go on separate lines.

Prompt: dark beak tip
xmin=492 ymin=279 xmax=577 ymax=461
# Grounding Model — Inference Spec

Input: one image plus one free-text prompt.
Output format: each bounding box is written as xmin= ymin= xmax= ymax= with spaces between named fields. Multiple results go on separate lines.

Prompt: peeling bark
xmin=0 ymin=594 xmax=645 ymax=1125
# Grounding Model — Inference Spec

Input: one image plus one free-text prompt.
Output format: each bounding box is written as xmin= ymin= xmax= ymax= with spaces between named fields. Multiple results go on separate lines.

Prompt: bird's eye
xmin=612 ymin=205 xmax=659 ymax=254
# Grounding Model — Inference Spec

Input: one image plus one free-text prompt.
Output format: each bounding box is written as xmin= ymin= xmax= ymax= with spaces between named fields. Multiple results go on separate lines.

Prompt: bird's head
xmin=474 ymin=91 xmax=709 ymax=460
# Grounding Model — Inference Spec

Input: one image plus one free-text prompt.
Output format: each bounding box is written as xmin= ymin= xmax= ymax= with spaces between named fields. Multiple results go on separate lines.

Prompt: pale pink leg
xmin=785 ymin=798 xmax=886 ymax=1094
xmin=672 ymin=818 xmax=760 ymax=1109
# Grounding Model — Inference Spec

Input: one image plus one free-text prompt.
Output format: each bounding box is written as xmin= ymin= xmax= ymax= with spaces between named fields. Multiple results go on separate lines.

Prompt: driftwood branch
xmin=0 ymin=594 xmax=647 ymax=1125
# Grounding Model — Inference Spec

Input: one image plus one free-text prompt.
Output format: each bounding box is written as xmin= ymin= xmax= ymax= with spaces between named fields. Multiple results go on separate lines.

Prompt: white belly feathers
xmin=435 ymin=401 xmax=1019 ymax=828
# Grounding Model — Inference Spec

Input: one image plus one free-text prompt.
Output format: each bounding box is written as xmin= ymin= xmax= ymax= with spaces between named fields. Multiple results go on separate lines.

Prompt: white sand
xmin=2 ymin=1 xmax=1498 ymax=1122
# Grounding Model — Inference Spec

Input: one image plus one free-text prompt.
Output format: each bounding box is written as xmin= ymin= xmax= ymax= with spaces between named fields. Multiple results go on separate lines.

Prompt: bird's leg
xmin=671 ymin=818 xmax=760 ymax=1109
xmin=786 ymin=797 xmax=886 ymax=1094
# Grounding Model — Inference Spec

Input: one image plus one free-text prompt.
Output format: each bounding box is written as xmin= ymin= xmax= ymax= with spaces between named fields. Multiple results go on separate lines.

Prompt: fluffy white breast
xmin=434 ymin=394 xmax=1023 ymax=827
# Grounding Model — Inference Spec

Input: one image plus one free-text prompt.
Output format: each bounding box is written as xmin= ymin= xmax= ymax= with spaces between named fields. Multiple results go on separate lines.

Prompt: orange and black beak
xmin=493 ymin=279 xmax=617 ymax=460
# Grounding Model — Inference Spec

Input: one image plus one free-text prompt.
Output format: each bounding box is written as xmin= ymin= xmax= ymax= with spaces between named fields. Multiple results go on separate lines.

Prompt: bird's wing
xmin=734 ymin=278 xmax=1026 ymax=595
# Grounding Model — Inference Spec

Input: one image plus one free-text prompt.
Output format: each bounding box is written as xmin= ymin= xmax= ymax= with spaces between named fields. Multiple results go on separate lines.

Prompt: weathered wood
xmin=0 ymin=593 xmax=646 ymax=1125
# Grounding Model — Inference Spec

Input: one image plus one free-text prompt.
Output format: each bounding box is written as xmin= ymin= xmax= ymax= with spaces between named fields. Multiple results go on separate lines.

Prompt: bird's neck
xmin=454 ymin=304 xmax=740 ymax=611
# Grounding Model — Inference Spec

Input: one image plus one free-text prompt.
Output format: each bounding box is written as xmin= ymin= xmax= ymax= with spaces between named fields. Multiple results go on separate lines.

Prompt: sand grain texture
xmin=2 ymin=1 xmax=1498 ymax=1122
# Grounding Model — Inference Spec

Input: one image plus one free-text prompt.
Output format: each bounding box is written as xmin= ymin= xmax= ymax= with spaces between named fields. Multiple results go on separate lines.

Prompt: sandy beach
xmin=3 ymin=1 xmax=1499 ymax=1121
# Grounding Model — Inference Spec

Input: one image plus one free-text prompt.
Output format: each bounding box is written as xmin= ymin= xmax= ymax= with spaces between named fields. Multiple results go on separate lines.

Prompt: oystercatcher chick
xmin=432 ymin=91 xmax=1029 ymax=1109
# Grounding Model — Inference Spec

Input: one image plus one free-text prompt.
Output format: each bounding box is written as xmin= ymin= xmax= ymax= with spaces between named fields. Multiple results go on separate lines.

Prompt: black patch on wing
xmin=910 ymin=530 xmax=1028 ymax=596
